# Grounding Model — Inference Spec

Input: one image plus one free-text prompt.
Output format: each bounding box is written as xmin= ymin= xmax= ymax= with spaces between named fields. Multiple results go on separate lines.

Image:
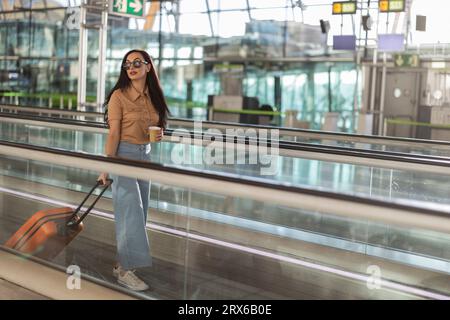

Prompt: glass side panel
xmin=0 ymin=152 xmax=448 ymax=299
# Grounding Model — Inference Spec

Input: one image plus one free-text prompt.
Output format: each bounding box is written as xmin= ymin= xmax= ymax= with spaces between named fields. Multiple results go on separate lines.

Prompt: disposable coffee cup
xmin=149 ymin=126 xmax=161 ymax=142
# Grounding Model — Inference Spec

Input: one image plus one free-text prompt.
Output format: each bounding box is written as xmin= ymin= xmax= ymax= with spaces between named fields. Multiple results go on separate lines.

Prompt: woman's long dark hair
xmin=103 ymin=49 xmax=170 ymax=129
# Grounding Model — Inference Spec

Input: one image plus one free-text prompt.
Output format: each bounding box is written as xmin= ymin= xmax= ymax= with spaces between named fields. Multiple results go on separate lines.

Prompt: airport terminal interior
xmin=0 ymin=0 xmax=449 ymax=300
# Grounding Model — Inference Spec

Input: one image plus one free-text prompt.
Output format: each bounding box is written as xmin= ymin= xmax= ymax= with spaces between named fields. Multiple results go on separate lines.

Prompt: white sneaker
xmin=116 ymin=268 xmax=149 ymax=292
xmin=113 ymin=265 xmax=123 ymax=278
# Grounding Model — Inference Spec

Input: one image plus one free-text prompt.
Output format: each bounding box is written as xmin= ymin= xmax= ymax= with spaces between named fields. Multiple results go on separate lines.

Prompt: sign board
xmin=109 ymin=0 xmax=145 ymax=18
xmin=332 ymin=1 xmax=357 ymax=15
xmin=379 ymin=0 xmax=405 ymax=13
xmin=394 ymin=54 xmax=420 ymax=68
xmin=378 ymin=34 xmax=405 ymax=52
xmin=333 ymin=35 xmax=356 ymax=50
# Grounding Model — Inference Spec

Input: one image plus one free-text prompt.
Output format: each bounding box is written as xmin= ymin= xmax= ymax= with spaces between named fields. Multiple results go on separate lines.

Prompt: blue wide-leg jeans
xmin=111 ymin=141 xmax=152 ymax=270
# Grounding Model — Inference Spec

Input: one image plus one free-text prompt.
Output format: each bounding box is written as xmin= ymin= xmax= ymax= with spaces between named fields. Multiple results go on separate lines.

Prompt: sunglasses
xmin=122 ymin=59 xmax=149 ymax=70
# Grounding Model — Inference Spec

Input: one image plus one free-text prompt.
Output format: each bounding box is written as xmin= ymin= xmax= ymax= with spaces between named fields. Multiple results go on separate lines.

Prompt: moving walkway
xmin=0 ymin=140 xmax=449 ymax=299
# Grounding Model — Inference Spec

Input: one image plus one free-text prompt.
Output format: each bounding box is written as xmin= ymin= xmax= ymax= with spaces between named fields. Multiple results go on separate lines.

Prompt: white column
xmin=96 ymin=5 xmax=108 ymax=112
xmin=77 ymin=1 xmax=88 ymax=111
xmin=378 ymin=53 xmax=388 ymax=135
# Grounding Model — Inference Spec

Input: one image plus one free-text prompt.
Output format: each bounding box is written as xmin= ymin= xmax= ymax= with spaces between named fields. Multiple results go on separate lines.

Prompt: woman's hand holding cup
xmin=149 ymin=126 xmax=163 ymax=142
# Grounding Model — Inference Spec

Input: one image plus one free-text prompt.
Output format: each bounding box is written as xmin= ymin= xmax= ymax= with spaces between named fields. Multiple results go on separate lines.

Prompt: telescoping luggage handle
xmin=67 ymin=179 xmax=113 ymax=227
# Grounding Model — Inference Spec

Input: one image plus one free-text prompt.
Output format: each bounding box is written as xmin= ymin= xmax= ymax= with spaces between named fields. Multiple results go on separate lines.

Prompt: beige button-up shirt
xmin=107 ymin=86 xmax=160 ymax=144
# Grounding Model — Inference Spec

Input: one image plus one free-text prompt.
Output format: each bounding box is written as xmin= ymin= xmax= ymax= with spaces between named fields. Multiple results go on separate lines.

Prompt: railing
xmin=2 ymin=104 xmax=450 ymax=154
xmin=2 ymin=112 xmax=450 ymax=175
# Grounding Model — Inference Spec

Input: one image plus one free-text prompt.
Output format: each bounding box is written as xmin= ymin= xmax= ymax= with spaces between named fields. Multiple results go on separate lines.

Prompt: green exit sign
xmin=109 ymin=0 xmax=145 ymax=18
xmin=394 ymin=54 xmax=420 ymax=68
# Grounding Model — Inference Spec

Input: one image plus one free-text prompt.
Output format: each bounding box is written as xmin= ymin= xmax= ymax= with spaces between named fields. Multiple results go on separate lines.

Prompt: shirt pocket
xmin=124 ymin=107 xmax=143 ymax=121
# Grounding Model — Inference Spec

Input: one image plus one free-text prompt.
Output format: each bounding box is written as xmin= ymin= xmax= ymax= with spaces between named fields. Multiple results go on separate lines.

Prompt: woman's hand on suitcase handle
xmin=97 ymin=172 xmax=109 ymax=185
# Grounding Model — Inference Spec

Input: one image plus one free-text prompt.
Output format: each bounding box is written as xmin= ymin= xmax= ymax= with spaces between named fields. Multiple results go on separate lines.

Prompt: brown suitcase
xmin=5 ymin=180 xmax=112 ymax=260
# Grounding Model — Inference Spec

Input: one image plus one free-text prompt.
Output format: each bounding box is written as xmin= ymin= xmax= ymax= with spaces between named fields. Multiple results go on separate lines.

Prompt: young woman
xmin=98 ymin=49 xmax=169 ymax=291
